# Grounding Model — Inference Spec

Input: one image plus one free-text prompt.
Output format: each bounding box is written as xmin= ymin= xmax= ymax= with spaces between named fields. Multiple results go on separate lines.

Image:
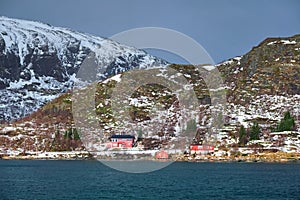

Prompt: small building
xmin=106 ymin=135 xmax=135 ymax=148
xmin=190 ymin=144 xmax=214 ymax=155
xmin=155 ymin=150 xmax=169 ymax=159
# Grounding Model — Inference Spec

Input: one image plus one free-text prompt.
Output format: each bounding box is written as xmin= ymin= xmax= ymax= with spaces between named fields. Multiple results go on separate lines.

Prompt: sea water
xmin=0 ymin=160 xmax=299 ymax=200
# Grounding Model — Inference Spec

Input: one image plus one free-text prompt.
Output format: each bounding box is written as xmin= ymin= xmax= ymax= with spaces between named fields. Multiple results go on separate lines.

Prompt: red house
xmin=106 ymin=135 xmax=135 ymax=148
xmin=155 ymin=150 xmax=169 ymax=159
xmin=190 ymin=144 xmax=214 ymax=155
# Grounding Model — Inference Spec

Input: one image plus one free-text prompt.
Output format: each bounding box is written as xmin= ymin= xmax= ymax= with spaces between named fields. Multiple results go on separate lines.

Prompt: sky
xmin=0 ymin=0 xmax=299 ymax=64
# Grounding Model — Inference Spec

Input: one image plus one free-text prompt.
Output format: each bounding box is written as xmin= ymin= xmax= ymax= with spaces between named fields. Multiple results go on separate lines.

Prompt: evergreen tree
xmin=64 ymin=128 xmax=73 ymax=139
xmin=275 ymin=111 xmax=295 ymax=132
xmin=239 ymin=125 xmax=247 ymax=146
xmin=250 ymin=122 xmax=260 ymax=141
xmin=73 ymin=128 xmax=80 ymax=140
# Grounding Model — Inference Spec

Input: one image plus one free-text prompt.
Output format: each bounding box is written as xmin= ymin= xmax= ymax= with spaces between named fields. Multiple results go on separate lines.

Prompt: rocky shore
xmin=1 ymin=151 xmax=300 ymax=163
xmin=0 ymin=151 xmax=93 ymax=160
xmin=175 ymin=152 xmax=300 ymax=163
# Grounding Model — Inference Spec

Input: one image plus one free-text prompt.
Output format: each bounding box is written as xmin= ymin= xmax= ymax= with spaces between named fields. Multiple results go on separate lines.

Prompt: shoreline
xmin=175 ymin=152 xmax=300 ymax=163
xmin=1 ymin=158 xmax=300 ymax=164
xmin=1 ymin=152 xmax=300 ymax=163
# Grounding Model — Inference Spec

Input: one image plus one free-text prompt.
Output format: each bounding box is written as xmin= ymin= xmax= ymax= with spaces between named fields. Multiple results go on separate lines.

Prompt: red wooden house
xmin=106 ymin=135 xmax=135 ymax=148
xmin=190 ymin=144 xmax=214 ymax=155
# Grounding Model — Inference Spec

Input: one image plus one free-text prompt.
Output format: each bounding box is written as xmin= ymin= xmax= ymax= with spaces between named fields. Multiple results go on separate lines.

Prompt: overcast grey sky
xmin=0 ymin=0 xmax=299 ymax=63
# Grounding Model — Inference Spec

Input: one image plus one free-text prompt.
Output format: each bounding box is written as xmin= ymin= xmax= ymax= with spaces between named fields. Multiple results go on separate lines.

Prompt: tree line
xmin=239 ymin=111 xmax=296 ymax=146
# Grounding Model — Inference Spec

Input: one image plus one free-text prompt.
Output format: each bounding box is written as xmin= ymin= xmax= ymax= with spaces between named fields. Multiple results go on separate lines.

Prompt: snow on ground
xmin=102 ymin=74 xmax=122 ymax=84
xmin=267 ymin=40 xmax=297 ymax=45
xmin=201 ymin=65 xmax=215 ymax=71
xmin=216 ymin=56 xmax=242 ymax=66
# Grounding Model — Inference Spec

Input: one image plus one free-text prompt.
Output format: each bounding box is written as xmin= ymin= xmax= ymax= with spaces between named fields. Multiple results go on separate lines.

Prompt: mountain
xmin=0 ymin=16 xmax=299 ymax=156
xmin=1 ymin=34 xmax=299 ymax=155
xmin=0 ymin=16 xmax=167 ymax=121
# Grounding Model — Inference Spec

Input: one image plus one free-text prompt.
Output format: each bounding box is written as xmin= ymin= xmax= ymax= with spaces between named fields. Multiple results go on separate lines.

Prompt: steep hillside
xmin=0 ymin=16 xmax=167 ymax=121
xmin=217 ymin=34 xmax=300 ymax=104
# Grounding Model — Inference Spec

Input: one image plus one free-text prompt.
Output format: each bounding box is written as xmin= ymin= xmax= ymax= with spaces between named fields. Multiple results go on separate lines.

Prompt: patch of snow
xmin=202 ymin=65 xmax=215 ymax=71
xmin=209 ymin=86 xmax=228 ymax=92
xmin=0 ymin=127 xmax=17 ymax=133
xmin=216 ymin=56 xmax=242 ymax=66
xmin=268 ymin=40 xmax=297 ymax=45
xmin=281 ymin=40 xmax=297 ymax=45
xmin=102 ymin=74 xmax=122 ymax=84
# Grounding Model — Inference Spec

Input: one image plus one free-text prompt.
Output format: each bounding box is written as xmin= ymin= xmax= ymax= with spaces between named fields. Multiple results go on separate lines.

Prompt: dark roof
xmin=111 ymin=135 xmax=135 ymax=139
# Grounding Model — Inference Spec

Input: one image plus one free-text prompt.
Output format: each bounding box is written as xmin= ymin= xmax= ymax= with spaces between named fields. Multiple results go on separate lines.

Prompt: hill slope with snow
xmin=0 ymin=32 xmax=300 ymax=156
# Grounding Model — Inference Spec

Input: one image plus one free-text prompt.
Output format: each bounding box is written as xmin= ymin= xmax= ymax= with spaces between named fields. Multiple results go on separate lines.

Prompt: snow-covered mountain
xmin=0 ymin=16 xmax=167 ymax=121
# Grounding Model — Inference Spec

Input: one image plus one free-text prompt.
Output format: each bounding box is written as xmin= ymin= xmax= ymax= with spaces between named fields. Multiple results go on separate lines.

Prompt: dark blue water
xmin=0 ymin=160 xmax=299 ymax=200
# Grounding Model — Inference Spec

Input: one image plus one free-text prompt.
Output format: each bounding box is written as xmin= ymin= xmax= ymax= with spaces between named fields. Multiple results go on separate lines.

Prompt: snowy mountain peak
xmin=0 ymin=16 xmax=167 ymax=121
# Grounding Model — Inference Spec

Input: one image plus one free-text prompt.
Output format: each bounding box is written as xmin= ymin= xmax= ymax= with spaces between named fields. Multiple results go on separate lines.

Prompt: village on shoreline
xmin=1 ymin=151 xmax=300 ymax=163
xmin=1 ymin=145 xmax=300 ymax=163
xmin=1 ymin=110 xmax=299 ymax=163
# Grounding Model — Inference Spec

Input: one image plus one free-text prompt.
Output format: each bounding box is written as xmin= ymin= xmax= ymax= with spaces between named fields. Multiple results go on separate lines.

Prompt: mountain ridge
xmin=0 ymin=16 xmax=167 ymax=121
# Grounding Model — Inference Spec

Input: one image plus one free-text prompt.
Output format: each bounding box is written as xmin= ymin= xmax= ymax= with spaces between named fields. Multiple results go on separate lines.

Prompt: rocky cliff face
xmin=0 ymin=16 xmax=167 ymax=121
xmin=217 ymin=34 xmax=300 ymax=104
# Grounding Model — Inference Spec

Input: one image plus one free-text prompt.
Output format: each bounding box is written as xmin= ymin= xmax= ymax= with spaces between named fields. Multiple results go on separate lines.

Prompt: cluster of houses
xmin=101 ymin=134 xmax=170 ymax=159
xmin=104 ymin=134 xmax=215 ymax=158
xmin=105 ymin=129 xmax=300 ymax=159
